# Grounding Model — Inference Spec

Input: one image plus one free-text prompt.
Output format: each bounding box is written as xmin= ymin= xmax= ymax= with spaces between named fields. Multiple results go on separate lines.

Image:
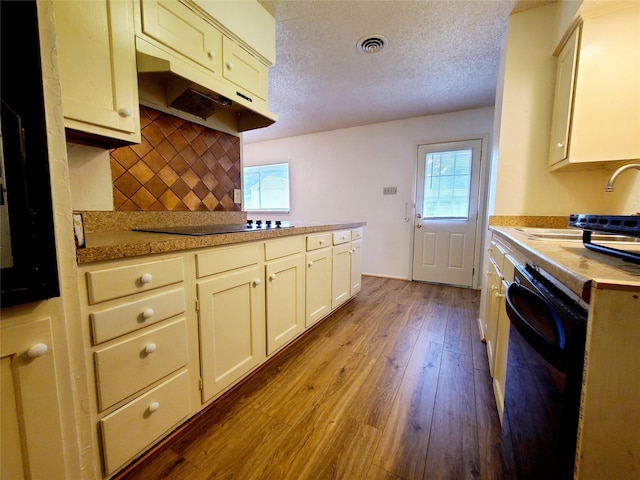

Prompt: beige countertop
xmin=76 ymin=222 xmax=366 ymax=264
xmin=490 ymin=226 xmax=640 ymax=302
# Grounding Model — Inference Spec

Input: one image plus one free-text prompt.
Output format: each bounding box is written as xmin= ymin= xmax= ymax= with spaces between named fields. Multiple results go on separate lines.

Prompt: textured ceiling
xmin=244 ymin=0 xmax=555 ymax=144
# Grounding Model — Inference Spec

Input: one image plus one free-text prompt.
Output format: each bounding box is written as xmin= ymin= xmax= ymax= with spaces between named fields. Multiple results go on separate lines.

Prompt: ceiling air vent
xmin=357 ymin=35 xmax=388 ymax=54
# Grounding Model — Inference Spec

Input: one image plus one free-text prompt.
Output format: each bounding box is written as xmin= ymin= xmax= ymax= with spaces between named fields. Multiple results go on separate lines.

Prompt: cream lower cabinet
xmin=53 ymin=0 xmax=140 ymax=145
xmin=492 ymin=255 xmax=517 ymax=424
xmin=1 ymin=317 xmax=66 ymax=480
xmin=332 ymin=229 xmax=363 ymax=309
xmin=265 ymin=237 xmax=306 ymax=355
xmin=305 ymin=233 xmax=333 ymax=327
xmin=196 ymin=243 xmax=266 ymax=403
xmin=482 ymin=243 xmax=506 ymax=377
xmin=79 ymin=255 xmax=191 ymax=476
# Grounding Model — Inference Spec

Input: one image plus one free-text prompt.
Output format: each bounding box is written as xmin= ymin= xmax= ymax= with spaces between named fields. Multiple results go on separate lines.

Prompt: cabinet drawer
xmin=265 ymin=236 xmax=304 ymax=260
xmin=489 ymin=242 xmax=507 ymax=273
xmin=94 ymin=318 xmax=188 ymax=410
xmin=306 ymin=233 xmax=332 ymax=251
xmin=86 ymin=257 xmax=183 ymax=304
xmin=222 ymin=36 xmax=268 ymax=101
xmin=196 ymin=242 xmax=262 ymax=278
xmin=332 ymin=230 xmax=351 ymax=245
xmin=138 ymin=0 xmax=222 ymax=75
xmin=351 ymin=228 xmax=363 ymax=240
xmin=90 ymin=287 xmax=186 ymax=344
xmin=100 ymin=370 xmax=190 ymax=475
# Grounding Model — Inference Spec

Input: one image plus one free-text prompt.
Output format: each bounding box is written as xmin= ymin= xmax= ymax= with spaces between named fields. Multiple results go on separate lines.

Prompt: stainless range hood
xmin=136 ymin=39 xmax=277 ymax=135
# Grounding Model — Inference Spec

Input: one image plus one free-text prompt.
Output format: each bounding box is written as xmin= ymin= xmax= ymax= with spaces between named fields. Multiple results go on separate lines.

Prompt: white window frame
xmin=242 ymin=162 xmax=291 ymax=214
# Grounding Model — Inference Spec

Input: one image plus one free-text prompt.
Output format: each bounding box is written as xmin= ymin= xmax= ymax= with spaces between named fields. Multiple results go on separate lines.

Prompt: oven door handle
xmin=506 ymin=282 xmax=567 ymax=372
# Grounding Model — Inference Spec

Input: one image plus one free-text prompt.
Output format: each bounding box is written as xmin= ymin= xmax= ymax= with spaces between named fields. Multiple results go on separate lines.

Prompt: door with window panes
xmin=412 ymin=139 xmax=482 ymax=287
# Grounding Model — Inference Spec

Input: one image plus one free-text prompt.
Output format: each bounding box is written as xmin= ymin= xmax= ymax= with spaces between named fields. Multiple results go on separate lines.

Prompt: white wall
xmin=243 ymin=107 xmax=494 ymax=280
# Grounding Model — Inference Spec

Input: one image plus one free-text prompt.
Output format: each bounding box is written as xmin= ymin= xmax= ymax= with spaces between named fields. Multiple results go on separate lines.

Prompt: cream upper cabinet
xmin=53 ymin=0 xmax=140 ymax=145
xmin=549 ymin=3 xmax=640 ymax=170
xmin=137 ymin=0 xmax=223 ymax=76
xmin=548 ymin=25 xmax=580 ymax=167
xmin=1 ymin=318 xmax=66 ymax=480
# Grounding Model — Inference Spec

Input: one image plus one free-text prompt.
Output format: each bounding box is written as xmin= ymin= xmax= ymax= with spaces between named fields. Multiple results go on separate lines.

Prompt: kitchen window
xmin=423 ymin=149 xmax=472 ymax=219
xmin=243 ymin=162 xmax=290 ymax=213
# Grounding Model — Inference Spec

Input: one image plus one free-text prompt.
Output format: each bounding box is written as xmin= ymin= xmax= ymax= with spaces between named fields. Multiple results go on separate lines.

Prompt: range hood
xmin=135 ymin=38 xmax=277 ymax=135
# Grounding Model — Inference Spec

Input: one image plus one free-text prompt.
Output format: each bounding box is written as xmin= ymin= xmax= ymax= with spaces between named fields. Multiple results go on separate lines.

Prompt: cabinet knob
xmin=556 ymin=142 xmax=564 ymax=149
xmin=140 ymin=273 xmax=153 ymax=285
xmin=27 ymin=343 xmax=48 ymax=358
xmin=142 ymin=308 xmax=154 ymax=320
xmin=253 ymin=279 xmax=261 ymax=286
xmin=308 ymin=261 xmax=314 ymax=268
xmin=319 ymin=239 xmax=324 ymax=245
xmin=496 ymin=293 xmax=506 ymax=299
xmin=226 ymin=61 xmax=234 ymax=70
xmin=118 ymin=107 xmax=133 ymax=118
xmin=207 ymin=50 xmax=216 ymax=59
xmin=145 ymin=343 xmax=157 ymax=354
xmin=148 ymin=401 xmax=160 ymax=413
xmin=269 ymin=273 xmax=277 ymax=281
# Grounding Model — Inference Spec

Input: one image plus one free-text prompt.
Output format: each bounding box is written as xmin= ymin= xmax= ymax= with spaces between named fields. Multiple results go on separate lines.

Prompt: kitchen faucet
xmin=604 ymin=163 xmax=640 ymax=192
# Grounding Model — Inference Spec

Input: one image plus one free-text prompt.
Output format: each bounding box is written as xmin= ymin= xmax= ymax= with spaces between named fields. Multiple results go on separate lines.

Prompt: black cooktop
xmin=568 ymin=214 xmax=640 ymax=264
xmin=568 ymin=214 xmax=640 ymax=237
xmin=134 ymin=220 xmax=292 ymax=236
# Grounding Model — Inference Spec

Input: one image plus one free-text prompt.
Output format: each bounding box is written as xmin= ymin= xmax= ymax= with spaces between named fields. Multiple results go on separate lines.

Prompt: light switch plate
xmin=383 ymin=186 xmax=397 ymax=195
xmin=234 ymin=189 xmax=242 ymax=203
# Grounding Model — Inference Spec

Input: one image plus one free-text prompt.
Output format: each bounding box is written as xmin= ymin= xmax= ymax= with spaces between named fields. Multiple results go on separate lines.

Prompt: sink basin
xmin=514 ymin=228 xmax=640 ymax=243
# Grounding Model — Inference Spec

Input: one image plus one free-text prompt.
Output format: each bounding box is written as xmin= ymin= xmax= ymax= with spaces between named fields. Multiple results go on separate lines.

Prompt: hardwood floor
xmin=117 ymin=276 xmax=516 ymax=480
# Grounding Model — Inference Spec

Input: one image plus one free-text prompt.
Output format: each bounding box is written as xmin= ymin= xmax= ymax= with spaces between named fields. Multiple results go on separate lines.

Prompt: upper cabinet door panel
xmin=139 ymin=0 xmax=222 ymax=75
xmin=54 ymin=0 xmax=140 ymax=142
xmin=222 ymin=36 xmax=268 ymax=101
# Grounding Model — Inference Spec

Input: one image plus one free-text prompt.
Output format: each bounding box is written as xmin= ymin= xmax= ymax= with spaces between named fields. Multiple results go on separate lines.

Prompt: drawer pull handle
xmin=145 ymin=343 xmax=157 ymax=354
xmin=269 ymin=273 xmax=277 ymax=281
xmin=27 ymin=343 xmax=48 ymax=358
xmin=308 ymin=261 xmax=314 ymax=268
xmin=253 ymin=279 xmax=261 ymax=286
xmin=319 ymin=239 xmax=324 ymax=244
xmin=148 ymin=401 xmax=160 ymax=413
xmin=140 ymin=273 xmax=153 ymax=285
xmin=142 ymin=308 xmax=154 ymax=320
xmin=226 ymin=61 xmax=234 ymax=70
xmin=207 ymin=50 xmax=216 ymax=59
xmin=118 ymin=107 xmax=132 ymax=118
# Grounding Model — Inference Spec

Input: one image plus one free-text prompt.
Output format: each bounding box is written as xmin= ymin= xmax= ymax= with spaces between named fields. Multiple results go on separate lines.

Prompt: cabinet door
xmin=1 ymin=318 xmax=66 ymax=479
xmin=484 ymin=260 xmax=504 ymax=376
xmin=306 ymin=248 xmax=332 ymax=328
xmin=332 ymin=243 xmax=352 ymax=309
xmin=198 ymin=266 xmax=265 ymax=402
xmin=139 ymin=0 xmax=222 ymax=75
xmin=350 ymin=239 xmax=362 ymax=296
xmin=222 ymin=36 xmax=268 ymax=101
xmin=53 ymin=0 xmax=140 ymax=144
xmin=493 ymin=278 xmax=511 ymax=425
xmin=549 ymin=25 xmax=580 ymax=167
xmin=266 ymin=254 xmax=305 ymax=355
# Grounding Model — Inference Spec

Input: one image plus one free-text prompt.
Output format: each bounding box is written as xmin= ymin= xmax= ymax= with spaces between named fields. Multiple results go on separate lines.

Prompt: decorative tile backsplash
xmin=110 ymin=106 xmax=241 ymax=211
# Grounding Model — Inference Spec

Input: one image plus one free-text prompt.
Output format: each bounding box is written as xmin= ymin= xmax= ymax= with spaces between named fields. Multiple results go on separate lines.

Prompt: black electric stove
xmin=134 ymin=220 xmax=293 ymax=236
xmin=568 ymin=214 xmax=640 ymax=264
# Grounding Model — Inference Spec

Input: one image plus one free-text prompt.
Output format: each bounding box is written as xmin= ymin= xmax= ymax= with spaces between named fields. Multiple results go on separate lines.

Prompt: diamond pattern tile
xmin=110 ymin=106 xmax=241 ymax=212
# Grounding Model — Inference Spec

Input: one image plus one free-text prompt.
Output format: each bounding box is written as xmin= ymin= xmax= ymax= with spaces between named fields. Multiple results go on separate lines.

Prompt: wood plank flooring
xmin=116 ymin=276 xmax=516 ymax=480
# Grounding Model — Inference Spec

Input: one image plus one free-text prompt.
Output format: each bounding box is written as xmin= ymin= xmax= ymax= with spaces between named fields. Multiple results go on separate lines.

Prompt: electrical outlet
xmin=234 ymin=189 xmax=242 ymax=203
xmin=383 ymin=186 xmax=397 ymax=195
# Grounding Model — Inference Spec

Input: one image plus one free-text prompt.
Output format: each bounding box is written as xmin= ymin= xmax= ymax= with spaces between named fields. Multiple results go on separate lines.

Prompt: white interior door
xmin=412 ymin=139 xmax=482 ymax=287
